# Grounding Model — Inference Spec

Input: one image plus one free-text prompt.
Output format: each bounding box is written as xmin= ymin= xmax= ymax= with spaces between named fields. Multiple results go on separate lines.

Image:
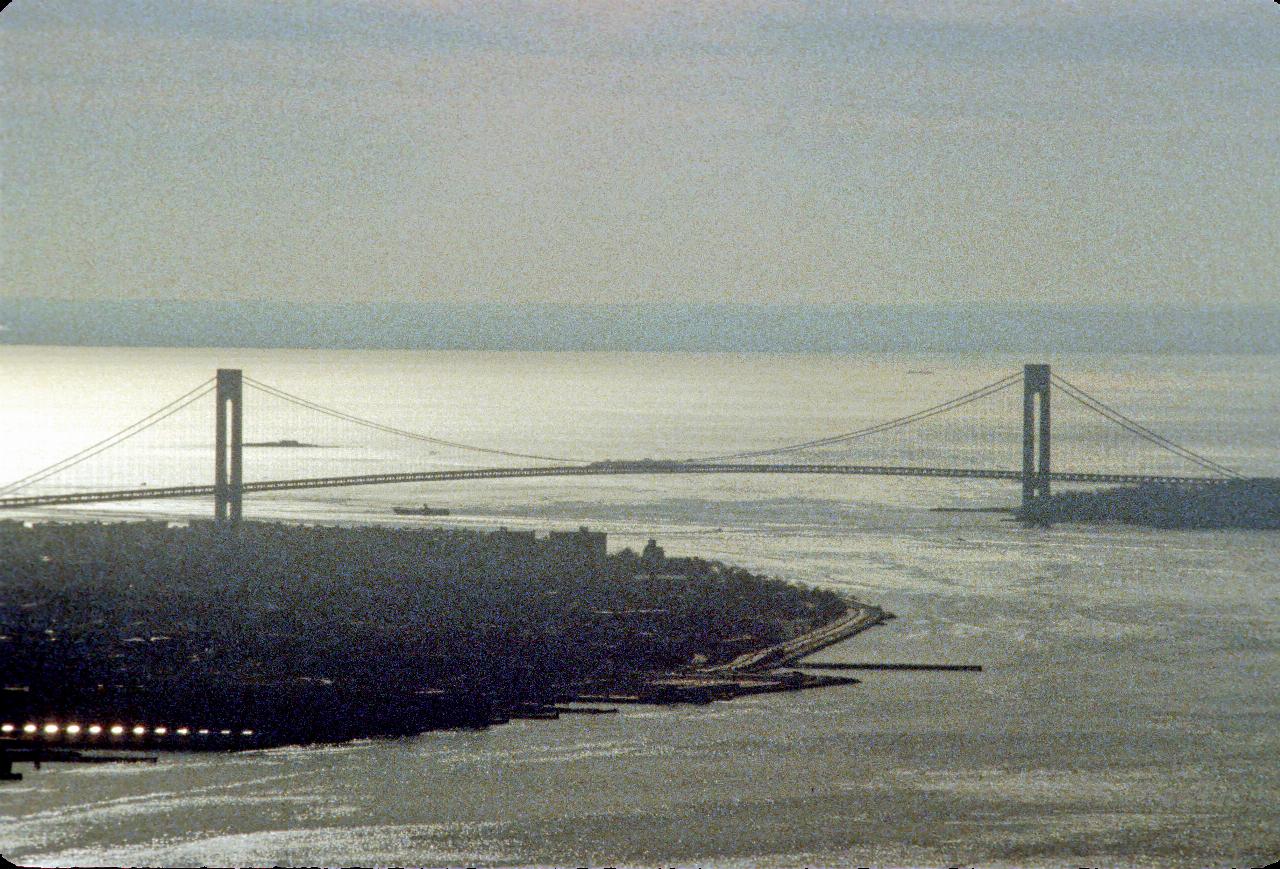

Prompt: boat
xmin=392 ymin=504 xmax=451 ymax=516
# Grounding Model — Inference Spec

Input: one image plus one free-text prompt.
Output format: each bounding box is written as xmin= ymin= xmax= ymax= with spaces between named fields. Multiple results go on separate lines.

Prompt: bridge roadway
xmin=0 ymin=462 xmax=1245 ymax=510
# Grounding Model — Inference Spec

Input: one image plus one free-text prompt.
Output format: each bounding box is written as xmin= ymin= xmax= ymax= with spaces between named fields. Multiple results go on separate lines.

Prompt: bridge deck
xmin=0 ymin=463 xmax=1246 ymax=509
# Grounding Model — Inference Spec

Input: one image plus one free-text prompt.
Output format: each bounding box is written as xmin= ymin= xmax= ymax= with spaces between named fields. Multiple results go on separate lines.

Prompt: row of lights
xmin=2 ymin=723 xmax=253 ymax=736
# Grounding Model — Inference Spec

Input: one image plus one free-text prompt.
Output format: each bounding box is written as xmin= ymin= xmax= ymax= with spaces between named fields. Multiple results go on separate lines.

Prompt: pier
xmin=800 ymin=662 xmax=983 ymax=672
xmin=0 ymin=742 xmax=156 ymax=782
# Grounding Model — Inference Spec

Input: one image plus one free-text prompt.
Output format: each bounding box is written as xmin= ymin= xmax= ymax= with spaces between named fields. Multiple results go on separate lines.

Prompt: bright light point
xmin=197 ymin=729 xmax=209 ymax=735
xmin=43 ymin=724 xmax=59 ymax=734
xmin=132 ymin=725 xmax=146 ymax=735
xmin=220 ymin=729 xmax=231 ymax=735
xmin=240 ymin=729 xmax=254 ymax=736
xmin=23 ymin=724 xmax=37 ymax=733
xmin=66 ymin=724 xmax=81 ymax=735
xmin=88 ymin=725 xmax=103 ymax=735
xmin=110 ymin=725 xmax=125 ymax=735
xmin=0 ymin=724 xmax=13 ymax=733
xmin=176 ymin=727 xmax=190 ymax=735
xmin=154 ymin=727 xmax=167 ymax=735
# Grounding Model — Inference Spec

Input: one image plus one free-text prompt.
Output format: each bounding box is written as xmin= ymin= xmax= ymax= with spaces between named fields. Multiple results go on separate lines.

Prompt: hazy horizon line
xmin=2 ymin=298 xmax=1277 ymax=354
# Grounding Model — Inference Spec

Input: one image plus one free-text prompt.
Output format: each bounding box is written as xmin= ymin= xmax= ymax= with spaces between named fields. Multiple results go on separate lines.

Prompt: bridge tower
xmin=214 ymin=368 xmax=243 ymax=523
xmin=1022 ymin=363 xmax=1051 ymax=509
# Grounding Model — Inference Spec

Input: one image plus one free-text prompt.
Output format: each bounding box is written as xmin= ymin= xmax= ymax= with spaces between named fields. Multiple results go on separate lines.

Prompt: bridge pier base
xmin=214 ymin=369 xmax=243 ymax=523
xmin=1022 ymin=364 xmax=1051 ymax=511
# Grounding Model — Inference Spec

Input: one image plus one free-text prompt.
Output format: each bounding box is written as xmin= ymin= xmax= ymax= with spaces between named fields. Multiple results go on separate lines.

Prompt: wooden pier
xmin=0 ymin=741 xmax=156 ymax=782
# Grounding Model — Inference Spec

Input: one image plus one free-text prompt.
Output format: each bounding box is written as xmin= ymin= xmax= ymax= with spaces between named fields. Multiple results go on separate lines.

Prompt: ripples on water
xmin=1 ymin=348 xmax=1276 ymax=867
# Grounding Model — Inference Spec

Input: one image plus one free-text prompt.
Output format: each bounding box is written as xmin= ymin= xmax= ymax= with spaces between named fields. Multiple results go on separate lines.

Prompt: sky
xmin=1 ymin=0 xmax=1276 ymax=306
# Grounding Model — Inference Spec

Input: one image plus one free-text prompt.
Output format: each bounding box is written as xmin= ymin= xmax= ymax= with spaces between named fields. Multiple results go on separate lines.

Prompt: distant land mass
xmin=1019 ymin=480 xmax=1280 ymax=529
xmin=2 ymin=299 xmax=1278 ymax=354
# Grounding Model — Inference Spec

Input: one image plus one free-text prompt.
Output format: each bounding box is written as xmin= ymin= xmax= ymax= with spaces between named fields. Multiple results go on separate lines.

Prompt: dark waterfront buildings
xmin=1 ymin=518 xmax=847 ymax=749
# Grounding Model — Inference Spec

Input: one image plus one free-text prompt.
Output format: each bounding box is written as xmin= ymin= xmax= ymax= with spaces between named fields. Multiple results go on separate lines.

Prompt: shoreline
xmin=571 ymin=601 xmax=894 ymax=707
xmin=704 ymin=602 xmax=894 ymax=673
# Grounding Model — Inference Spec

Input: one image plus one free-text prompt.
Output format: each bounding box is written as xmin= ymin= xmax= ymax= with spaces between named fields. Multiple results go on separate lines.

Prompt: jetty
xmin=0 ymin=742 xmax=155 ymax=782
xmin=800 ymin=662 xmax=982 ymax=672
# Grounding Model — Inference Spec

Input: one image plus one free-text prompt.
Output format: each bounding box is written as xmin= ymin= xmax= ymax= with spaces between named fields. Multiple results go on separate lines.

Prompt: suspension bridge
xmin=0 ymin=364 xmax=1265 ymax=521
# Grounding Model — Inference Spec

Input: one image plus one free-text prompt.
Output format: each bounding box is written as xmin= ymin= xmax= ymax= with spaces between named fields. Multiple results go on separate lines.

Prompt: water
xmin=1 ymin=347 xmax=1277 ymax=867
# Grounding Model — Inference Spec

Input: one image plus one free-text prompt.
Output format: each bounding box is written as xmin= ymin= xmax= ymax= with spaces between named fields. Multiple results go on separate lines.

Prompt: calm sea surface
xmin=0 ymin=347 xmax=1277 ymax=868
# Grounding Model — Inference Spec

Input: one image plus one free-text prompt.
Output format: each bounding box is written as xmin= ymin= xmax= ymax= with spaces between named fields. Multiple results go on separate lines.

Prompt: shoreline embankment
xmin=705 ymin=603 xmax=894 ymax=673
xmin=571 ymin=602 xmax=896 ymax=706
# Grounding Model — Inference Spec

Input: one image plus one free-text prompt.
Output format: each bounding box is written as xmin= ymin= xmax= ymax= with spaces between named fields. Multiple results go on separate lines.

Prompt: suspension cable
xmin=683 ymin=371 xmax=1023 ymax=463
xmin=1050 ymin=374 xmax=1240 ymax=478
xmin=0 ymin=379 xmax=218 ymax=495
xmin=242 ymin=377 xmax=590 ymax=465
xmin=1052 ymin=375 xmax=1240 ymax=477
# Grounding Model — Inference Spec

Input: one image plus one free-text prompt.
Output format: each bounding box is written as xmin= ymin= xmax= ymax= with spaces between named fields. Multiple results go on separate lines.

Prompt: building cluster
xmin=0 ymin=517 xmax=849 ymax=746
xmin=0 ymin=518 xmax=610 ymax=580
